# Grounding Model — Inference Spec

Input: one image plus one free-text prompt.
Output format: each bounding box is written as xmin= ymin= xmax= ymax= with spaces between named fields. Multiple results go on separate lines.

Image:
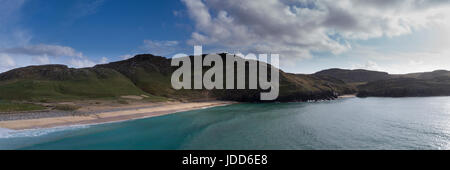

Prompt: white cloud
xmin=69 ymin=58 xmax=97 ymax=68
xmin=340 ymin=43 xmax=450 ymax=74
xmin=0 ymin=42 xmax=117 ymax=71
xmin=99 ymin=57 xmax=108 ymax=64
xmin=140 ymin=40 xmax=181 ymax=56
xmin=0 ymin=53 xmax=15 ymax=72
xmin=119 ymin=54 xmax=134 ymax=60
xmin=181 ymin=0 xmax=450 ymax=63
xmin=0 ymin=0 xmax=108 ymax=71
xmin=351 ymin=61 xmax=383 ymax=71
xmin=0 ymin=43 xmax=109 ymax=70
xmin=1 ymin=44 xmax=84 ymax=58
xmin=143 ymin=40 xmax=179 ymax=47
xmin=67 ymin=55 xmax=110 ymax=68
xmin=0 ymin=54 xmax=15 ymax=67
xmin=32 ymin=55 xmax=51 ymax=65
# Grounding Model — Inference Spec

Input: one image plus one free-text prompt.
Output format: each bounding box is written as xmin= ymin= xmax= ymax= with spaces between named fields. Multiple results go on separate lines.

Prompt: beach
xmin=0 ymin=101 xmax=234 ymax=130
xmin=338 ymin=94 xmax=357 ymax=98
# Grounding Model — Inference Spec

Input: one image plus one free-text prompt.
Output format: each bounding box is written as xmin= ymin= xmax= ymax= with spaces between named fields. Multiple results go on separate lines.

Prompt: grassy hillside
xmin=275 ymin=73 xmax=356 ymax=101
xmin=5 ymin=53 xmax=424 ymax=104
xmin=314 ymin=68 xmax=450 ymax=97
xmin=97 ymin=54 xmax=356 ymax=102
xmin=95 ymin=54 xmax=209 ymax=100
xmin=2 ymin=55 xmax=448 ymax=102
xmin=398 ymin=70 xmax=450 ymax=79
xmin=314 ymin=68 xmax=391 ymax=83
xmin=357 ymin=77 xmax=450 ymax=97
xmin=0 ymin=65 xmax=157 ymax=101
xmin=0 ymin=100 xmax=47 ymax=113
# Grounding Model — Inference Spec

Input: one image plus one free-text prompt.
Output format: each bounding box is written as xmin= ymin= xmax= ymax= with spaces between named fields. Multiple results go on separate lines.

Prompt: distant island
xmin=1 ymin=53 xmax=449 ymax=115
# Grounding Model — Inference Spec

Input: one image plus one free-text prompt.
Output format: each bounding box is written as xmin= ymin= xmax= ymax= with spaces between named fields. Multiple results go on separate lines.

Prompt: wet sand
xmin=0 ymin=101 xmax=234 ymax=130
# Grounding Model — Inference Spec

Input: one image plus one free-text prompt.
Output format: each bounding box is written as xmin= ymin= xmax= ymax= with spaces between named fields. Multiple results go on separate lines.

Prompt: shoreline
xmin=0 ymin=95 xmax=354 ymax=131
xmin=0 ymin=101 xmax=235 ymax=130
xmin=338 ymin=94 xmax=357 ymax=98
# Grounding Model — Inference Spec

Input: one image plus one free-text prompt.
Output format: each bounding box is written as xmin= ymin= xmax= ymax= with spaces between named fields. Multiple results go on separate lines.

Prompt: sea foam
xmin=0 ymin=125 xmax=89 ymax=139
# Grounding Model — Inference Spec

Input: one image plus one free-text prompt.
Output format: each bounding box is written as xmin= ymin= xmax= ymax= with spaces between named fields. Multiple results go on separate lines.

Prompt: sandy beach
xmin=0 ymin=101 xmax=234 ymax=130
xmin=339 ymin=94 xmax=357 ymax=98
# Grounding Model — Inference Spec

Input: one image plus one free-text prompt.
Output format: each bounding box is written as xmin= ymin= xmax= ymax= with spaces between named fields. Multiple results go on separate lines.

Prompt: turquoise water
xmin=1 ymin=97 xmax=450 ymax=150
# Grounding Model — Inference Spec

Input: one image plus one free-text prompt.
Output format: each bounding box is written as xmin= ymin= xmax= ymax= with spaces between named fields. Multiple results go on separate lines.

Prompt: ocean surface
xmin=1 ymin=97 xmax=450 ymax=150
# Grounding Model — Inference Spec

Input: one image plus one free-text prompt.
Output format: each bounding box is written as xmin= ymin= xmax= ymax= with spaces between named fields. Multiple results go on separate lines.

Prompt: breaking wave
xmin=0 ymin=125 xmax=90 ymax=139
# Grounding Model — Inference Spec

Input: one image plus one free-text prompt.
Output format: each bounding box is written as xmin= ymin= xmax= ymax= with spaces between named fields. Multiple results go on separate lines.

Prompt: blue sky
xmin=6 ymin=0 xmax=191 ymax=59
xmin=1 ymin=0 xmax=450 ymax=74
xmin=20 ymin=0 xmax=190 ymax=56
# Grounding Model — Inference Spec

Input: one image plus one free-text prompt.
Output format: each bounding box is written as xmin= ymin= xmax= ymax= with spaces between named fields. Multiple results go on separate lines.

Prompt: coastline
xmin=0 ymin=94 xmax=354 ymax=131
xmin=0 ymin=101 xmax=235 ymax=130
xmin=338 ymin=94 xmax=357 ymax=99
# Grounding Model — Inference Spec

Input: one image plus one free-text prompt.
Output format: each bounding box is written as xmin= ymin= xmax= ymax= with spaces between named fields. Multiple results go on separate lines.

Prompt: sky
xmin=1 ymin=0 xmax=450 ymax=74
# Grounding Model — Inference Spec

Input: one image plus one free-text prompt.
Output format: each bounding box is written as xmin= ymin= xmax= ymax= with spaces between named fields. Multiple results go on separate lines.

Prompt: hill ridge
xmin=1 ymin=54 xmax=449 ymax=100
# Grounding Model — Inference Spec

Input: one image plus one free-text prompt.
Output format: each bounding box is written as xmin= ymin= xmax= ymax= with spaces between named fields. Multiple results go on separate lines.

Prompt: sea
xmin=1 ymin=97 xmax=450 ymax=150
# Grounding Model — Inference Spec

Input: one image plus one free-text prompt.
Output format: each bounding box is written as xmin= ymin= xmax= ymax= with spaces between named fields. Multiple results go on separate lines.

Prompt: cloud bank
xmin=2 ymin=44 xmax=84 ymax=58
xmin=181 ymin=0 xmax=450 ymax=62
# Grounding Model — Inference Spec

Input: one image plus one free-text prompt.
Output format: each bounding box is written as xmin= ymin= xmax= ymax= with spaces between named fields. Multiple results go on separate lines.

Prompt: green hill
xmin=314 ymin=68 xmax=450 ymax=97
xmin=95 ymin=54 xmax=209 ymax=100
xmin=96 ymin=54 xmax=356 ymax=102
xmin=357 ymin=77 xmax=450 ymax=97
xmin=399 ymin=70 xmax=450 ymax=79
xmin=2 ymin=53 xmax=450 ymax=113
xmin=0 ymin=65 xmax=151 ymax=101
xmin=273 ymin=73 xmax=355 ymax=101
xmin=314 ymin=68 xmax=391 ymax=83
xmin=2 ymin=55 xmax=449 ymax=102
